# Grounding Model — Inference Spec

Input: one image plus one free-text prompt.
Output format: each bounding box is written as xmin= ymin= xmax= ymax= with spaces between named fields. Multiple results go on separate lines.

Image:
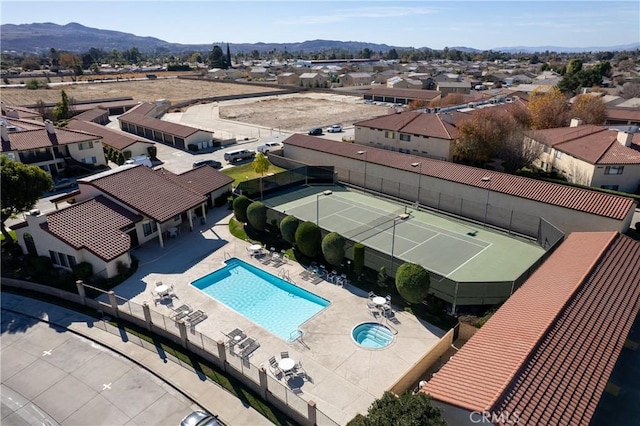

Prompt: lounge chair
xmin=240 ymin=338 xmax=260 ymax=359
xmin=186 ymin=310 xmax=207 ymax=327
xmin=268 ymin=356 xmax=283 ymax=377
xmin=280 ymin=351 xmax=289 ymax=359
xmin=299 ymin=270 xmax=311 ymax=279
xmin=171 ymin=304 xmax=192 ymax=320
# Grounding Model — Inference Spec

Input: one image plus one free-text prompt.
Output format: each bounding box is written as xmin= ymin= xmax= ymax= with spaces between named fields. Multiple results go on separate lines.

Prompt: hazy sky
xmin=1 ymin=1 xmax=638 ymax=50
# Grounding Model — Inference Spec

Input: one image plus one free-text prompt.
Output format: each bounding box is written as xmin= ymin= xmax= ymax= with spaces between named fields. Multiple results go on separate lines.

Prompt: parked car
xmin=193 ymin=159 xmax=222 ymax=169
xmin=180 ymin=411 xmax=223 ymax=426
xmin=223 ymin=149 xmax=256 ymax=163
xmin=52 ymin=178 xmax=77 ymax=192
xmin=256 ymin=141 xmax=283 ymax=154
xmin=326 ymin=125 xmax=342 ymax=133
xmin=308 ymin=127 xmax=323 ymax=136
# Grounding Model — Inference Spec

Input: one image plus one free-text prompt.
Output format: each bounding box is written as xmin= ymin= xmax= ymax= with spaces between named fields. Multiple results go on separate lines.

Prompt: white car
xmin=256 ymin=141 xmax=283 ymax=154
xmin=326 ymin=125 xmax=343 ymax=133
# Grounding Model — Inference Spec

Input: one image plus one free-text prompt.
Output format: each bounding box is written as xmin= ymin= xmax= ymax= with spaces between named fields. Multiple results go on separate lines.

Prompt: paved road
xmin=1 ymin=309 xmax=201 ymax=426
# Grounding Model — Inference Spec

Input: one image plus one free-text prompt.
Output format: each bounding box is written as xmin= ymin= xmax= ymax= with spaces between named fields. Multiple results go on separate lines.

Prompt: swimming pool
xmin=352 ymin=322 xmax=394 ymax=349
xmin=191 ymin=258 xmax=330 ymax=341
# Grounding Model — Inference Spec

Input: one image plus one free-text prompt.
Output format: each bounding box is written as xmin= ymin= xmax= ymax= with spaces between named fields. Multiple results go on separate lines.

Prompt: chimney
xmin=570 ymin=118 xmax=583 ymax=128
xmin=0 ymin=123 xmax=8 ymax=142
xmin=617 ymin=131 xmax=633 ymax=147
xmin=45 ymin=120 xmax=56 ymax=134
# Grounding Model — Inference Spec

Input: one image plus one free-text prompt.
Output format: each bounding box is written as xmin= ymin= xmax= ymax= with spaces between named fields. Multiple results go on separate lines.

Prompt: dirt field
xmin=218 ymin=95 xmax=385 ymax=131
xmin=0 ymin=77 xmax=279 ymax=105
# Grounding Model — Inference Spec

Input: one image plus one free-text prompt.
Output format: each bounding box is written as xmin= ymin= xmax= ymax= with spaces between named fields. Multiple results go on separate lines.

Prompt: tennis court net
xmin=342 ymin=206 xmax=409 ymax=242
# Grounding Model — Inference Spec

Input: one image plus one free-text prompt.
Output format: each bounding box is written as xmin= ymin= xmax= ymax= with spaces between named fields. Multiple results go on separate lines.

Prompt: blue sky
xmin=1 ymin=1 xmax=638 ymax=50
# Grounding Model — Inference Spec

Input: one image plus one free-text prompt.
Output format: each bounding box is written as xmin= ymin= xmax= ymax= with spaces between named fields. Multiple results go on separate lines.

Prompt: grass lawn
xmin=222 ymin=163 xmax=287 ymax=187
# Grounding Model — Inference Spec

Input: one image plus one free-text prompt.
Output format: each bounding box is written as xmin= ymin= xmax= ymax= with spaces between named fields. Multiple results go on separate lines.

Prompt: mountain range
xmin=1 ymin=22 xmax=638 ymax=55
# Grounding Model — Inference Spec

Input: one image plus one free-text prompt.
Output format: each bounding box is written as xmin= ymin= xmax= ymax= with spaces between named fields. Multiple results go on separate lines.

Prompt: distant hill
xmin=0 ymin=22 xmax=403 ymax=54
xmin=1 ymin=22 xmax=637 ymax=55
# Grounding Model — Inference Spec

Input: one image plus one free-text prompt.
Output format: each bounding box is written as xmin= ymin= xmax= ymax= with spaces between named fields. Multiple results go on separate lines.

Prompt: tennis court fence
xmin=235 ymin=166 xmax=335 ymax=200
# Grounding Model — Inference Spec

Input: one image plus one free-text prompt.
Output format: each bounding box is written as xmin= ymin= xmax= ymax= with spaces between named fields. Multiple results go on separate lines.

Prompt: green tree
xmin=566 ymin=58 xmax=583 ymax=75
xmin=232 ymin=195 xmax=251 ymax=224
xmin=294 ymin=221 xmax=321 ymax=258
xmin=395 ymin=262 xmax=430 ymax=304
xmin=53 ymin=90 xmax=72 ymax=122
xmin=246 ymin=201 xmax=267 ymax=231
xmin=252 ymin=152 xmax=270 ymax=176
xmin=347 ymin=391 xmax=445 ymax=426
xmin=1 ymin=156 xmax=53 ymax=241
xmin=321 ymin=232 xmax=345 ymax=266
xmin=280 ymin=215 xmax=300 ymax=245
xmin=209 ymin=45 xmax=227 ymax=68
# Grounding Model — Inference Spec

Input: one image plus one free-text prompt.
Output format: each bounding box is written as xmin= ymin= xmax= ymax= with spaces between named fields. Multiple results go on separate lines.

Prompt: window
xmin=67 ymin=255 xmax=77 ymax=267
xmin=399 ymin=133 xmax=411 ymax=142
xmin=384 ymin=131 xmax=395 ymax=139
xmin=82 ymin=156 xmax=97 ymax=164
xmin=78 ymin=141 xmax=94 ymax=150
xmin=49 ymin=250 xmax=75 ymax=268
xmin=554 ymin=151 xmax=563 ymax=159
xmin=601 ymin=185 xmax=619 ymax=190
xmin=543 ymin=145 xmax=551 ymax=154
xmin=49 ymin=250 xmax=59 ymax=265
xmin=604 ymin=166 xmax=624 ymax=175
xmin=143 ymin=221 xmax=158 ymax=237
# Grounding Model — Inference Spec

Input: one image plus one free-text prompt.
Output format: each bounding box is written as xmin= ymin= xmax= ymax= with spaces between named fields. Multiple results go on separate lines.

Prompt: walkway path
xmin=1 ymin=292 xmax=273 ymax=426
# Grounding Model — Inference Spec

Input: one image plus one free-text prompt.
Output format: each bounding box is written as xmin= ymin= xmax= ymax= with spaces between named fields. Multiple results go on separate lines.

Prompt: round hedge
xmin=353 ymin=243 xmax=365 ymax=275
xmin=232 ymin=195 xmax=251 ymax=223
xmin=295 ymin=221 xmax=322 ymax=258
xmin=321 ymin=232 xmax=345 ymax=266
xmin=246 ymin=201 xmax=267 ymax=231
xmin=395 ymin=262 xmax=430 ymax=304
xmin=280 ymin=215 xmax=300 ymax=245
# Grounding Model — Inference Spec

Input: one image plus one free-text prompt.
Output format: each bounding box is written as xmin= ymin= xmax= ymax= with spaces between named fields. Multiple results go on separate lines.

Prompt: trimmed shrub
xmin=321 ymin=232 xmax=345 ymax=266
xmin=72 ymin=262 xmax=93 ymax=281
xmin=246 ymin=201 xmax=267 ymax=231
xmin=232 ymin=195 xmax=251 ymax=223
xmin=353 ymin=243 xmax=365 ymax=275
xmin=187 ymin=143 xmax=198 ymax=152
xmin=147 ymin=146 xmax=158 ymax=160
xmin=30 ymin=256 xmax=52 ymax=275
xmin=295 ymin=221 xmax=322 ymax=258
xmin=122 ymin=150 xmax=132 ymax=159
xmin=116 ymin=152 xmax=125 ymax=165
xmin=280 ymin=215 xmax=300 ymax=245
xmin=395 ymin=262 xmax=430 ymax=303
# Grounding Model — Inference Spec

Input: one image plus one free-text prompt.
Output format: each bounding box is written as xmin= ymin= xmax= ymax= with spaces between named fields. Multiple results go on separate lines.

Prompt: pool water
xmin=191 ymin=258 xmax=330 ymax=341
xmin=352 ymin=322 xmax=394 ymax=349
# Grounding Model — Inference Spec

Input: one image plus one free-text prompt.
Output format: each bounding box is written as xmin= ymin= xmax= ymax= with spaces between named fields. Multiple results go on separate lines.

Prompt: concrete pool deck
xmin=114 ymin=207 xmax=445 ymax=424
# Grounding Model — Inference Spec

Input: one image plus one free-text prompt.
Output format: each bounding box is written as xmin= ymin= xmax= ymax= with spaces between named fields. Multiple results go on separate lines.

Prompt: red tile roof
xmin=118 ymin=111 xmax=200 ymax=138
xmin=67 ymin=119 xmax=154 ymax=151
xmin=80 ymin=165 xmax=207 ymax=223
xmin=606 ymin=107 xmax=640 ymax=122
xmin=355 ymin=111 xmax=459 ymax=139
xmin=0 ymin=125 xmax=102 ymax=152
xmin=42 ymin=195 xmax=141 ymax=261
xmin=424 ymin=232 xmax=640 ymax=425
xmin=531 ymin=125 xmax=640 ymax=165
xmin=283 ymin=135 xmax=636 ymax=220
xmin=155 ymin=166 xmax=233 ymax=196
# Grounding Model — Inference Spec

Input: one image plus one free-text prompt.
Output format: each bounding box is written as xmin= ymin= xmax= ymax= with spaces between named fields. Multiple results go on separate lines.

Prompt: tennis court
xmin=266 ymin=186 xmax=492 ymax=278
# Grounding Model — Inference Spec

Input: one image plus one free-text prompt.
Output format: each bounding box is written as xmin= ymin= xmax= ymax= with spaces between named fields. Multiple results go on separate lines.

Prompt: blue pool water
xmin=352 ymin=322 xmax=394 ymax=349
xmin=191 ymin=258 xmax=330 ymax=341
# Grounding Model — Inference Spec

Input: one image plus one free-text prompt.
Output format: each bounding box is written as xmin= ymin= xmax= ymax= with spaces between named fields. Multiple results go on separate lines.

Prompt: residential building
xmin=436 ymin=81 xmax=472 ymax=97
xmin=340 ymin=72 xmax=372 ymax=87
xmin=605 ymin=107 xmax=640 ymax=126
xmin=530 ymin=120 xmax=640 ymax=193
xmin=0 ymin=118 xmax=106 ymax=178
xmin=11 ymin=164 xmax=233 ymax=278
xmin=422 ymin=232 xmax=640 ymax=426
xmin=276 ymin=72 xmax=299 ymax=86
xmin=360 ymin=87 xmax=441 ymax=105
xmin=298 ymin=72 xmax=329 ymax=88
xmin=66 ymin=119 xmax=155 ymax=159
xmin=354 ymin=111 xmax=460 ymax=160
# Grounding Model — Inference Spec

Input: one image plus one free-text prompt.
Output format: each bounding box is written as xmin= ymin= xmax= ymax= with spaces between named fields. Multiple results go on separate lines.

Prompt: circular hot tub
xmin=351 ymin=322 xmax=394 ymax=349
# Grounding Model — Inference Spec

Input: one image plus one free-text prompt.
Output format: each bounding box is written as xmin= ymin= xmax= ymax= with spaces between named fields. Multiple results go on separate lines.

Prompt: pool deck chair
xmin=268 ymin=356 xmax=283 ymax=377
xmin=280 ymin=351 xmax=289 ymax=360
xmin=171 ymin=304 xmax=192 ymax=321
xmin=225 ymin=328 xmax=247 ymax=349
xmin=186 ymin=310 xmax=207 ymax=327
xmin=240 ymin=338 xmax=260 ymax=359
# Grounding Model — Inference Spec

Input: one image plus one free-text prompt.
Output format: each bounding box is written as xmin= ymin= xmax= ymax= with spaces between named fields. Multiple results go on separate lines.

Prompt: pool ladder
xmin=279 ymin=269 xmax=292 ymax=282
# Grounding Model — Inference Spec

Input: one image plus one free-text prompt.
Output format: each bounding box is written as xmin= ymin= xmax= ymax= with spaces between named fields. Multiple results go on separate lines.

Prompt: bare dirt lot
xmin=218 ymin=95 xmax=385 ymax=132
xmin=0 ymin=77 xmax=278 ymax=105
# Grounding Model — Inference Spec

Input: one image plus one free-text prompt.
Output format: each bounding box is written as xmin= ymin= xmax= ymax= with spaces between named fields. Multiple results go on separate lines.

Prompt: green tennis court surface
xmin=265 ymin=185 xmax=545 ymax=283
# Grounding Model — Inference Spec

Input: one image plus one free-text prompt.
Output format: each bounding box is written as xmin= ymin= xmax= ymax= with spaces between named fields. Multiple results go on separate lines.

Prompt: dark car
xmin=180 ymin=411 xmax=223 ymax=426
xmin=193 ymin=159 xmax=222 ymax=169
xmin=308 ymin=127 xmax=323 ymax=136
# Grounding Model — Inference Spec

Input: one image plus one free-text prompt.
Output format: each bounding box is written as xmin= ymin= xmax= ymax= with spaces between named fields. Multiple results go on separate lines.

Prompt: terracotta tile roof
xmin=67 ymin=119 xmax=154 ymax=151
xmin=80 ymin=165 xmax=206 ymax=223
xmin=354 ymin=111 xmax=459 ymax=140
xmin=118 ymin=110 xmax=200 ymax=138
xmin=0 ymin=125 xmax=102 ymax=152
xmin=42 ymin=195 xmax=141 ymax=261
xmin=283 ymin=135 xmax=635 ymax=220
xmin=126 ymin=102 xmax=157 ymax=116
xmin=155 ymin=166 xmax=233 ymax=196
xmin=1 ymin=103 xmax=42 ymax=120
xmin=3 ymin=117 xmax=48 ymax=130
xmin=531 ymin=125 xmax=640 ymax=164
xmin=606 ymin=107 xmax=640 ymax=122
xmin=72 ymin=108 xmax=109 ymax=122
xmin=423 ymin=232 xmax=640 ymax=426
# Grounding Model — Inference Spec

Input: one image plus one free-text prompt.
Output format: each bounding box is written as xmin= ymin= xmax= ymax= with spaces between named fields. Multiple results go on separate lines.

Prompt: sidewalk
xmin=0 ymin=292 xmax=273 ymax=426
